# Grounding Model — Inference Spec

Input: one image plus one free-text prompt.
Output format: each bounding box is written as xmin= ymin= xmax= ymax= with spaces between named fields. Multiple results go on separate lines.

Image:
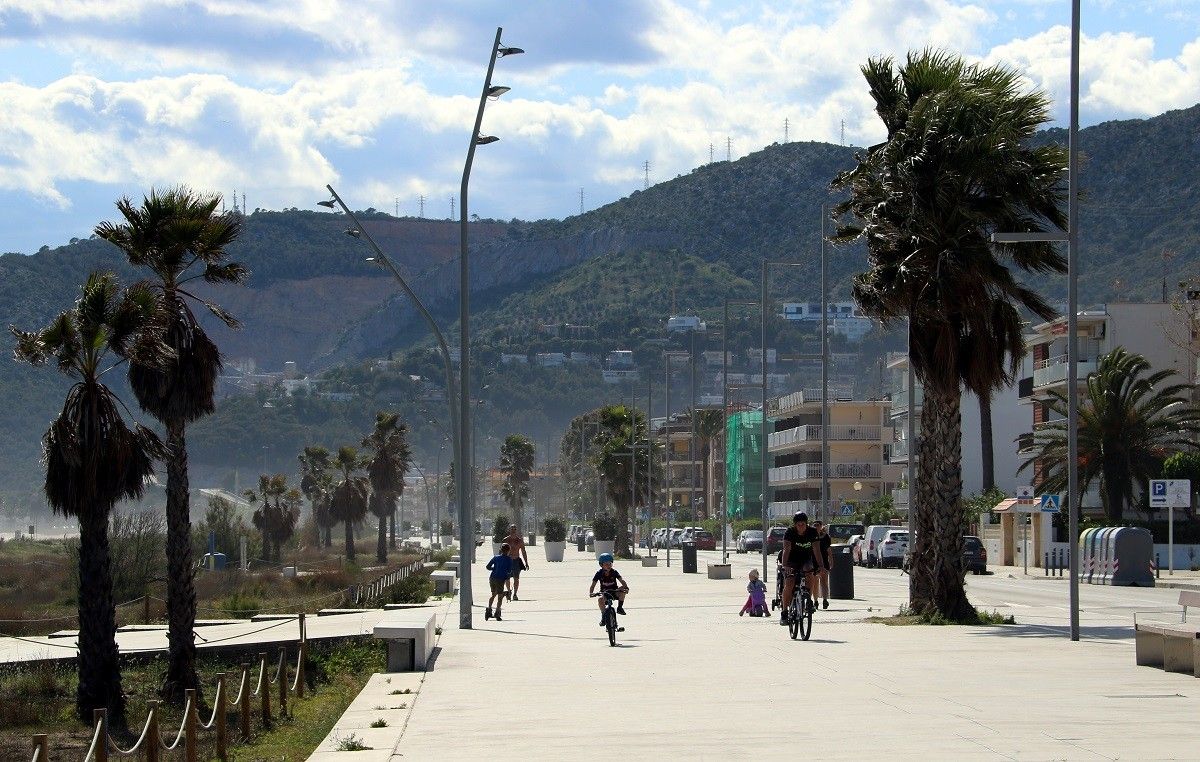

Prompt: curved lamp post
xmin=457 ymin=27 xmax=522 ymax=629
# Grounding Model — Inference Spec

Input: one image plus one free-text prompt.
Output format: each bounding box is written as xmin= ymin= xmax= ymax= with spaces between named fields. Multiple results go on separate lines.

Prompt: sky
xmin=1 ymin=0 xmax=1198 ymax=254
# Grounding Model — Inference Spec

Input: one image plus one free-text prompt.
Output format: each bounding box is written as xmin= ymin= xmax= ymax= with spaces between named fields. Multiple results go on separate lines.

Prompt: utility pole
xmin=690 ymin=329 xmax=698 ymax=521
xmin=579 ymin=187 xmax=584 ymax=215
xmin=643 ymin=160 xmax=650 ymax=189
xmin=726 ymin=137 xmax=732 ymax=162
xmin=709 ymin=143 xmax=714 ymax=163
xmin=450 ymin=196 xmax=455 ymax=220
xmin=395 ymin=197 xmax=399 ymax=217
xmin=418 ymin=195 xmax=426 ymax=218
xmin=784 ymin=117 xmax=789 ymax=143
xmin=840 ymin=120 xmax=845 ymax=146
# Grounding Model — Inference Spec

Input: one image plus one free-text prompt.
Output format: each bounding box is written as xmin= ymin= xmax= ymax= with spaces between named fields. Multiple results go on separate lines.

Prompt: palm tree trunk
xmin=261 ymin=527 xmax=271 ymax=562
xmin=76 ymin=505 xmax=125 ymax=725
xmin=911 ymin=381 xmax=973 ymax=620
xmin=313 ymin=505 xmax=322 ymax=547
xmin=274 ymin=538 xmax=282 ymax=565
xmin=1105 ymin=475 xmax=1125 ymax=522
xmin=615 ymin=496 xmax=630 ymax=557
xmin=345 ymin=520 xmax=356 ymax=563
xmin=389 ymin=507 xmax=397 ymax=550
xmin=377 ymin=515 xmax=387 ymax=564
xmin=979 ymin=394 xmax=994 ymax=493
xmin=162 ymin=420 xmax=200 ymax=704
xmin=324 ymin=525 xmax=332 ymax=548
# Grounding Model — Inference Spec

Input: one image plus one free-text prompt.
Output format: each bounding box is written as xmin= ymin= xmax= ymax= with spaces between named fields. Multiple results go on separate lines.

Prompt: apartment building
xmin=650 ymin=411 xmax=724 ymax=518
xmin=765 ymin=391 xmax=900 ymax=520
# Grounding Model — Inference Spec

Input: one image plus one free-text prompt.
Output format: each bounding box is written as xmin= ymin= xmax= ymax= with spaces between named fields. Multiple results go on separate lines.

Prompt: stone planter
xmin=707 ymin=563 xmax=732 ymax=580
xmin=641 ymin=556 xmax=659 ymax=567
xmin=593 ymin=540 xmax=615 ymax=559
xmin=544 ymin=541 xmax=566 ymax=562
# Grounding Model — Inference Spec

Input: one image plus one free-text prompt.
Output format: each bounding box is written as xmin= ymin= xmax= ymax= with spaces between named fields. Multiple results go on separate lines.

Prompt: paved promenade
xmin=368 ymin=547 xmax=1198 ymax=761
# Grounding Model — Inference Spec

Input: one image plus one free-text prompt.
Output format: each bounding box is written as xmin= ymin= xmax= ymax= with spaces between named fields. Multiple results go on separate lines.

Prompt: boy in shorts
xmin=485 ymin=543 xmax=513 ymax=621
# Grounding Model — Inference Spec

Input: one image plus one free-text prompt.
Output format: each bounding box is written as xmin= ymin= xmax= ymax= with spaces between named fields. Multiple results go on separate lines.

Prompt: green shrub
xmin=218 ymin=592 xmax=261 ymax=619
xmin=440 ymin=519 xmax=454 ymax=536
xmin=388 ymin=572 xmax=433 ymax=605
xmin=592 ymin=511 xmax=618 ymax=541
xmin=543 ymin=516 xmax=567 ymax=542
xmin=430 ymin=548 xmax=453 ymax=565
xmin=492 ymin=515 xmax=510 ymax=542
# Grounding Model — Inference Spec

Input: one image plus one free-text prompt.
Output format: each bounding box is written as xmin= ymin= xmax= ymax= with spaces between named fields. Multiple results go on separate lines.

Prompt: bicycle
xmin=591 ymin=590 xmax=625 ymax=646
xmin=785 ymin=573 xmax=814 ymax=641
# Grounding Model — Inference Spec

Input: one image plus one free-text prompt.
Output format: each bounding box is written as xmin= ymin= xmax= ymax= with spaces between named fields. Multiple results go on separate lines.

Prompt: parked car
xmin=568 ymin=525 xmax=582 ymax=543
xmin=846 ymin=534 xmax=864 ymax=564
xmin=963 ymin=535 xmax=988 ymax=574
xmin=764 ymin=526 xmax=788 ymax=555
xmin=655 ymin=528 xmax=668 ymax=548
xmin=878 ymin=529 xmax=909 ymax=568
xmin=862 ymin=525 xmax=897 ymax=567
xmin=827 ymin=523 xmax=865 ymax=543
xmin=691 ymin=530 xmax=716 ymax=550
xmin=668 ymin=528 xmax=684 ymax=548
xmin=736 ymin=529 xmax=764 ymax=553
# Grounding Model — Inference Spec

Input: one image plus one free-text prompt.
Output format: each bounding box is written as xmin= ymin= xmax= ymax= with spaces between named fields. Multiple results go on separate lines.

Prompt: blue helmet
xmin=598 ymin=552 xmax=614 ymax=565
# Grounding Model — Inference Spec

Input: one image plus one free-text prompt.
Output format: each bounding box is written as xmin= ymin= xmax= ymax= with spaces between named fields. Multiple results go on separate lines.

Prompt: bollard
xmin=184 ymin=688 xmax=198 ymax=762
xmin=259 ymin=652 xmax=271 ymax=725
xmin=296 ymin=641 xmax=306 ymax=699
xmin=93 ymin=708 xmax=108 ymax=762
xmin=215 ymin=673 xmax=227 ymax=761
xmin=1156 ymin=553 xmax=1161 ymax=580
xmin=299 ymin=611 xmax=307 ymax=644
xmin=1044 ymin=552 xmax=1049 ymax=576
xmin=238 ymin=664 xmax=251 ymax=740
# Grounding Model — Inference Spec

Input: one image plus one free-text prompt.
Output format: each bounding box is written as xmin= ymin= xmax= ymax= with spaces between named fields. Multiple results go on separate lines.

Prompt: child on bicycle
xmin=740 ymin=568 xmax=770 ymax=617
xmin=589 ymin=553 xmax=629 ymax=625
xmin=484 ymin=543 xmax=513 ymax=622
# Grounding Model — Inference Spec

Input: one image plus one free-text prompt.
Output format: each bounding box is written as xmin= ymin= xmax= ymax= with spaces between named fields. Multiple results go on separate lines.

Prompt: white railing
xmin=768 ymin=499 xmax=836 ymax=518
xmin=1033 ymin=358 xmax=1096 ymax=388
xmin=890 ymin=439 xmax=910 ymax=460
xmin=769 ymin=462 xmax=881 ymax=483
xmin=769 ymin=425 xmax=884 ymax=449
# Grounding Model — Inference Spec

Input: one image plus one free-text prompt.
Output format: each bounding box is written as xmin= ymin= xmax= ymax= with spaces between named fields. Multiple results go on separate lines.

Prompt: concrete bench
xmin=373 ymin=610 xmax=436 ymax=671
xmin=430 ymin=570 xmax=457 ymax=595
xmin=1135 ymin=591 xmax=1200 ymax=676
xmin=444 ymin=561 xmax=460 ymax=576
xmin=707 ymin=563 xmax=732 ymax=579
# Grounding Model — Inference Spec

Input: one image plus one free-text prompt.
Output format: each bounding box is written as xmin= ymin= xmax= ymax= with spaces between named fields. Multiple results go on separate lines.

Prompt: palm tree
xmin=693 ymin=408 xmax=724 ymax=519
xmin=298 ymin=445 xmax=335 ymax=547
xmin=330 ymin=446 xmax=370 ymax=563
xmin=94 ymin=186 xmax=245 ymax=702
xmin=498 ymin=435 xmax=536 ymax=531
xmin=592 ymin=405 xmax=657 ymax=557
xmin=831 ymin=50 xmax=1067 ymax=620
xmin=246 ymin=474 xmax=287 ymax=563
xmin=275 ymin=488 xmax=302 ymax=561
xmin=1020 ymin=348 xmax=1200 ymax=521
xmin=363 ymin=413 xmax=413 ymax=564
xmin=11 ymin=272 xmax=165 ymax=723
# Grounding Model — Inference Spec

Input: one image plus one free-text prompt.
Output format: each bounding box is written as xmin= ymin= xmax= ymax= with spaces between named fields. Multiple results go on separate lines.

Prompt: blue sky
xmin=1 ymin=0 xmax=1198 ymax=253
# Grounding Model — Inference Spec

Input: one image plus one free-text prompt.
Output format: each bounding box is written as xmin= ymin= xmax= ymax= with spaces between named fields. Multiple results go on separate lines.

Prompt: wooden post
xmin=298 ymin=612 xmax=306 ymax=645
xmin=259 ymin=652 xmax=271 ymax=725
xmin=145 ymin=701 xmax=161 ymax=762
xmin=143 ymin=593 xmax=151 ymax=625
xmin=238 ymin=665 xmax=251 ymax=741
xmin=277 ymin=649 xmax=288 ymax=718
xmin=296 ymin=640 xmax=306 ymax=699
xmin=215 ymin=673 xmax=227 ymax=761
xmin=184 ymin=689 xmax=198 ymax=762
xmin=31 ymin=734 xmax=48 ymax=762
xmin=93 ymin=708 xmax=108 ymax=762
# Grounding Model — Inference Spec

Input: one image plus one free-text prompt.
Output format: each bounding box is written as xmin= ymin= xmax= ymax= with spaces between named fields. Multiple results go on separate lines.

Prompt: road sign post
xmin=1151 ymin=479 xmax=1190 ymax=575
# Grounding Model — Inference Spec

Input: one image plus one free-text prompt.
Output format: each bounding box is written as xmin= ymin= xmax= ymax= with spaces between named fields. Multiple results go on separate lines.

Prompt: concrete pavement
xmin=379 ymin=546 xmax=1199 ymax=761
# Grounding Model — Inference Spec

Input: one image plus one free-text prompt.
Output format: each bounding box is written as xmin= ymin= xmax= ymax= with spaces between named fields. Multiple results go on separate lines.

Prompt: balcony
xmin=767 ymin=425 xmax=883 ymax=449
xmin=1033 ymin=355 xmax=1097 ymax=389
xmin=768 ymin=499 xmax=836 ymax=519
xmin=892 ymin=488 xmax=908 ymax=506
xmin=769 ymin=462 xmax=882 ymax=483
xmin=889 ymin=387 xmax=923 ymax=414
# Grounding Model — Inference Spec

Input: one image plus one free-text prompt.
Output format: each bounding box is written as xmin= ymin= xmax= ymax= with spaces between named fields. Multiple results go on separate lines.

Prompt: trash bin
xmin=681 ymin=542 xmax=698 ymax=574
xmin=577 ymin=535 xmax=585 ymax=552
xmin=830 ymin=544 xmax=854 ymax=599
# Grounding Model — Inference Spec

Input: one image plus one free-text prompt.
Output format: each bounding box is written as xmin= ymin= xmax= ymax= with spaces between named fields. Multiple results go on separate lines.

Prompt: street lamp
xmin=458 ymin=27 xmax=522 ymax=630
xmin=663 ymin=350 xmax=689 ymax=568
xmin=990 ymin=0 xmax=1080 ymax=642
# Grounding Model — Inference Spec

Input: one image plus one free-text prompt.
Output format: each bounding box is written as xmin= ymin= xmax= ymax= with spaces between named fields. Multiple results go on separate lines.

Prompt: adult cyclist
xmin=780 ymin=511 xmax=825 ymax=625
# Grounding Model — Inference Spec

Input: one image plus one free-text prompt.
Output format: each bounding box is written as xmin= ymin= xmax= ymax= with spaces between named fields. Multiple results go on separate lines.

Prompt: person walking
xmin=503 ymin=524 xmax=530 ymax=600
xmin=485 ymin=543 xmax=513 ymax=621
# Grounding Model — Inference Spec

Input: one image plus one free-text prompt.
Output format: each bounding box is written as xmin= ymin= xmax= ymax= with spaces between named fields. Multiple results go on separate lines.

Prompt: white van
xmin=862 ymin=525 xmax=897 ymax=568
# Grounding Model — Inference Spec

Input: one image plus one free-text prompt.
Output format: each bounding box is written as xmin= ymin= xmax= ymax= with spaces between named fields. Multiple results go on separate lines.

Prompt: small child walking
xmin=740 ymin=568 xmax=769 ymax=617
xmin=485 ymin=543 xmax=513 ymax=621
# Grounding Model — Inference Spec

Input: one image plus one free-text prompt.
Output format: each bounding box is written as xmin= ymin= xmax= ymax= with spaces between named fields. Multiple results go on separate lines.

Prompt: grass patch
xmin=335 ymin=733 xmax=371 ymax=751
xmin=369 ymin=718 xmax=388 ymax=728
xmin=868 ymin=605 xmax=1016 ymax=626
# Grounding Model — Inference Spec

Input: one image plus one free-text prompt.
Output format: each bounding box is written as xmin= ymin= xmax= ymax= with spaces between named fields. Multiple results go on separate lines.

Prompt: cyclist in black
xmin=589 ymin=553 xmax=629 ymax=625
xmin=780 ymin=511 xmax=825 ymax=625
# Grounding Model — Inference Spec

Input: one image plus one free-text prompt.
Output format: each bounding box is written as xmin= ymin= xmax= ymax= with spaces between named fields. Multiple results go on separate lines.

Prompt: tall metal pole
xmin=907 ymin=322 xmax=916 ymax=539
xmin=760 ymin=260 xmax=769 ymax=580
xmin=647 ymin=372 xmax=654 ymax=554
xmin=820 ymin=207 xmax=830 ymax=523
xmin=665 ymin=357 xmax=673 ymax=568
xmin=456 ymin=27 xmax=503 ymax=630
xmin=722 ymin=300 xmax=729 ymax=563
xmin=690 ymin=330 xmax=698 ymax=521
xmin=1066 ymin=0 xmax=1081 ymax=642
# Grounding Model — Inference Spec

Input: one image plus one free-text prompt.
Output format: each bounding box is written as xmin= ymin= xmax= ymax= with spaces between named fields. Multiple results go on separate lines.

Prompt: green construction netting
xmin=725 ymin=410 xmax=763 ymax=518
